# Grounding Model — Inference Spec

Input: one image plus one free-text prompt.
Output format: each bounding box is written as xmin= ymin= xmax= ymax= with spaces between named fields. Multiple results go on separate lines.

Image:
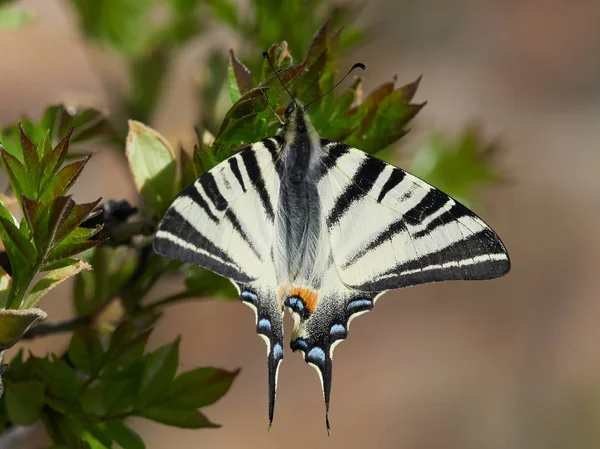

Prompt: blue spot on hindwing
xmin=241 ymin=290 xmax=258 ymax=304
xmin=307 ymin=347 xmax=326 ymax=366
xmin=257 ymin=318 xmax=271 ymax=332
xmin=347 ymin=299 xmax=372 ymax=314
xmin=291 ymin=338 xmax=308 ymax=352
xmin=330 ymin=323 xmax=346 ymax=339
xmin=272 ymin=343 xmax=283 ymax=360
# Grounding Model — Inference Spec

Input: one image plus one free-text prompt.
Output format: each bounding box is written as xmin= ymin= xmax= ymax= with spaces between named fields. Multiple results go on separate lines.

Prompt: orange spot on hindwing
xmin=280 ymin=285 xmax=320 ymax=316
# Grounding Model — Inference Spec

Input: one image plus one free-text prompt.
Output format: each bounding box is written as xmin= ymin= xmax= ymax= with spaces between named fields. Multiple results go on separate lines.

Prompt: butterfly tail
xmin=239 ymin=285 xmax=284 ymax=429
xmin=290 ymin=291 xmax=379 ymax=434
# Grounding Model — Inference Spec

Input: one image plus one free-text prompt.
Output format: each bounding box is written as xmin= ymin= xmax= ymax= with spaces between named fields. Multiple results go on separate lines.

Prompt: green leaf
xmin=39 ymin=155 xmax=91 ymax=204
xmin=0 ymin=5 xmax=35 ymax=30
xmin=138 ymin=407 xmax=219 ymax=429
xmin=228 ymin=49 xmax=252 ymax=103
xmin=0 ymin=216 xmax=36 ymax=261
xmin=1 ymin=149 xmax=36 ymax=200
xmin=0 ymin=308 xmax=46 ymax=350
xmin=68 ymin=328 xmax=104 ymax=376
xmin=410 ymin=127 xmax=503 ymax=207
xmin=54 ymin=198 xmax=102 ymax=244
xmin=4 ymin=380 xmax=44 ymax=425
xmin=45 ymin=226 xmax=104 ymax=263
xmin=34 ymin=354 xmax=80 ymax=401
xmin=137 ymin=338 xmax=180 ymax=408
xmin=126 ymin=121 xmax=177 ymax=216
xmin=227 ymin=57 xmax=242 ymax=104
xmin=166 ymin=367 xmax=239 ymax=409
xmin=104 ymin=421 xmax=145 ymax=449
xmin=23 ymin=259 xmax=91 ymax=309
xmin=0 ymin=266 xmax=10 ymax=309
xmin=40 ymin=127 xmax=72 ymax=190
xmin=19 ymin=124 xmax=41 ymax=182
xmin=184 ymin=265 xmax=237 ymax=299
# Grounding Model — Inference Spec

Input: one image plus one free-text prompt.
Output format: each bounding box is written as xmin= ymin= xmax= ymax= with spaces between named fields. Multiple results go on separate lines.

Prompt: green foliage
xmin=0 ymin=1 xmax=507 ymax=447
xmin=0 ymin=2 xmax=35 ymax=30
xmin=0 ymin=127 xmax=103 ymax=310
xmin=410 ymin=126 xmax=503 ymax=207
xmin=0 ymin=323 xmax=237 ymax=443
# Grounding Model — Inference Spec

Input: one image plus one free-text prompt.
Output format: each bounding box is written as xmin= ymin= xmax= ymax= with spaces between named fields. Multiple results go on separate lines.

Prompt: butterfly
xmin=153 ymin=57 xmax=510 ymax=433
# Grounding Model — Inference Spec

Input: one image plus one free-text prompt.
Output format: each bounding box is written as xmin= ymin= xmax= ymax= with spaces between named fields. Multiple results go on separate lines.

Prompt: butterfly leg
xmin=239 ymin=284 xmax=284 ymax=429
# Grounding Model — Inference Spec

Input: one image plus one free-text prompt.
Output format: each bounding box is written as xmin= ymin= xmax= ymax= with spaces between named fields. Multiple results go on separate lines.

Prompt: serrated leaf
xmin=23 ymin=259 xmax=91 ymax=309
xmin=21 ymin=196 xmax=44 ymax=232
xmin=166 ymin=367 xmax=239 ymax=409
xmin=0 ymin=216 xmax=37 ymax=263
xmin=45 ymin=226 xmax=104 ymax=263
xmin=54 ymin=198 xmax=102 ymax=243
xmin=39 ymin=155 xmax=90 ymax=203
xmin=0 ymin=308 xmax=46 ymax=350
xmin=40 ymin=127 xmax=73 ymax=189
xmin=1 ymin=149 xmax=35 ymax=200
xmin=4 ymin=380 xmax=44 ymax=425
xmin=104 ymin=421 xmax=145 ymax=449
xmin=19 ymin=124 xmax=40 ymax=182
xmin=138 ymin=407 xmax=219 ymax=429
xmin=227 ymin=56 xmax=243 ymax=104
xmin=68 ymin=328 xmax=104 ymax=376
xmin=137 ymin=339 xmax=180 ymax=408
xmin=126 ymin=121 xmax=177 ymax=216
xmin=229 ymin=49 xmax=252 ymax=97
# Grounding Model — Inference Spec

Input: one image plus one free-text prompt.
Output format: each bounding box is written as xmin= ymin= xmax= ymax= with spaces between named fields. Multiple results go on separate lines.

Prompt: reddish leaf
xmin=45 ymin=226 xmax=104 ymax=263
xmin=40 ymin=127 xmax=73 ymax=190
xmin=39 ymin=155 xmax=90 ymax=203
xmin=1 ymin=150 xmax=35 ymax=201
xmin=21 ymin=196 xmax=44 ymax=236
xmin=0 ymin=217 xmax=36 ymax=262
xmin=54 ymin=198 xmax=102 ymax=243
xmin=18 ymin=124 xmax=39 ymax=175
xmin=229 ymin=49 xmax=252 ymax=95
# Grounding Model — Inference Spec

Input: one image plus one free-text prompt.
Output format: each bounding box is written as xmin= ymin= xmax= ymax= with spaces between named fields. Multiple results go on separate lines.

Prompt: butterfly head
xmin=280 ymin=100 xmax=319 ymax=146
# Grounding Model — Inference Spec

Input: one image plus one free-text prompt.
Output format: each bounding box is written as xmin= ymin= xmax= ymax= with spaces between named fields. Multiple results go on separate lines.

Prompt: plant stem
xmin=141 ymin=291 xmax=197 ymax=312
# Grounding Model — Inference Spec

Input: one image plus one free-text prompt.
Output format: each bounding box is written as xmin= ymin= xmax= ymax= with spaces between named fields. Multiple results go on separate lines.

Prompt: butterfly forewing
xmin=154 ymin=141 xmax=281 ymax=282
xmin=317 ymin=139 xmax=510 ymax=292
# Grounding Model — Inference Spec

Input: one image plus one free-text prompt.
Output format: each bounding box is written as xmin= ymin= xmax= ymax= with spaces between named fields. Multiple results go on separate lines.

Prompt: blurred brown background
xmin=2 ymin=0 xmax=600 ymax=448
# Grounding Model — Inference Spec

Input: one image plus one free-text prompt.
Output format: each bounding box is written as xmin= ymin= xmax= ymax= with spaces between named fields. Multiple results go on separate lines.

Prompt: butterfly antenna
xmin=263 ymin=51 xmax=299 ymax=108
xmin=259 ymin=87 xmax=284 ymax=125
xmin=304 ymin=62 xmax=366 ymax=110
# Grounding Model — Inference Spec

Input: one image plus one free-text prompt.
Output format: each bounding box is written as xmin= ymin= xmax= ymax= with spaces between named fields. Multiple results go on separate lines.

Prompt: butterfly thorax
xmin=274 ymin=103 xmax=329 ymax=289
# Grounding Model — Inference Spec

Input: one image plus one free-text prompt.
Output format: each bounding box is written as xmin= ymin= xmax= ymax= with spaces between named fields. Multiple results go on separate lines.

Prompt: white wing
xmin=154 ymin=138 xmax=282 ymax=283
xmin=316 ymin=139 xmax=510 ymax=292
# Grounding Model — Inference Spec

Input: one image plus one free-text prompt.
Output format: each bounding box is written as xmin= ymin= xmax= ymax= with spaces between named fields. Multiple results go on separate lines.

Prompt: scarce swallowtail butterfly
xmin=153 ymin=54 xmax=510 ymax=433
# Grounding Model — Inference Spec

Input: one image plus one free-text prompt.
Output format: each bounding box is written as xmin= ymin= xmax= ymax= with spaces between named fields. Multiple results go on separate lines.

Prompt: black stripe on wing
xmin=326 ymin=155 xmax=387 ymax=228
xmin=377 ymin=169 xmax=405 ymax=203
xmin=199 ymin=172 xmax=228 ymax=211
xmin=154 ymin=209 xmax=253 ymax=281
xmin=318 ymin=140 xmax=351 ymax=181
xmin=186 ymin=183 xmax=219 ymax=223
xmin=241 ymin=148 xmax=275 ymax=221
xmin=227 ymin=157 xmax=246 ymax=192
xmin=357 ymin=229 xmax=510 ymax=291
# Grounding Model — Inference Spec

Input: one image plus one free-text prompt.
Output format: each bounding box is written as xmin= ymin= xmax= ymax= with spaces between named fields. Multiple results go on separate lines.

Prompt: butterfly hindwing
xmin=317 ymin=139 xmax=510 ymax=292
